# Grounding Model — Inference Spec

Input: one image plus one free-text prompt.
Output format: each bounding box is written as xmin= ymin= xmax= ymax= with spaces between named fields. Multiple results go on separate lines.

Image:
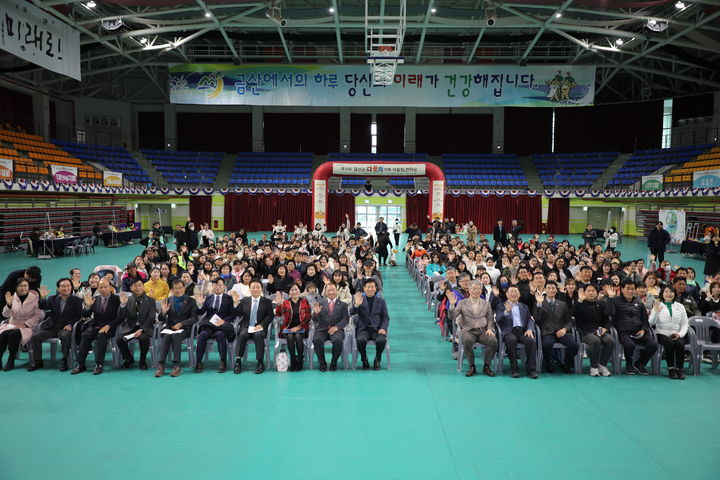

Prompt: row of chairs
xmin=63 ymin=236 xmax=98 ymax=256
xmin=407 ymin=256 xmax=716 ymax=376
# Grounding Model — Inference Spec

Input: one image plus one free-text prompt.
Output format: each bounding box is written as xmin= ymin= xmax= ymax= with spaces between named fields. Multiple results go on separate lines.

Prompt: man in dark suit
xmin=493 ymin=219 xmax=507 ymax=247
xmin=155 ymin=280 xmax=198 ymax=377
xmin=350 ymin=278 xmax=389 ymax=370
xmin=510 ymin=219 xmax=522 ymax=240
xmin=533 ymin=281 xmax=579 ymax=374
xmin=311 ymin=283 xmax=350 ymax=371
xmin=233 ymin=280 xmax=273 ymax=374
xmin=71 ymin=279 xmax=120 ymax=375
xmin=116 ymin=277 xmax=157 ymax=370
xmin=647 ymin=221 xmax=671 ymax=264
xmin=28 ymin=278 xmax=83 ymax=371
xmin=495 ymin=285 xmax=538 ymax=378
xmin=194 ymin=278 xmax=236 ymax=373
xmin=609 ymin=279 xmax=658 ymax=375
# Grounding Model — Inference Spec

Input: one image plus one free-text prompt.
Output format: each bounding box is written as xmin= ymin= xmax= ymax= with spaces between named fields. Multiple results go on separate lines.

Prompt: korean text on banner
xmin=169 ymin=64 xmax=595 ymax=108
xmin=0 ymin=0 xmax=81 ymax=80
xmin=50 ymin=164 xmax=77 ymax=184
xmin=0 ymin=158 xmax=13 ymax=181
xmin=332 ymin=163 xmax=426 ymax=176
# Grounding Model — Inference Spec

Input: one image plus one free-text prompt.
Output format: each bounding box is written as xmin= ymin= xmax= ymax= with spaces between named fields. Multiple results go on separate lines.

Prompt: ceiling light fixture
xmin=675 ymin=1 xmax=685 ymax=9
xmin=205 ymin=12 xmax=211 ymax=18
xmin=86 ymin=1 xmax=96 ymax=8
xmin=329 ymin=7 xmax=335 ymax=13
xmin=555 ymin=12 xmax=562 ymax=18
xmin=615 ymin=38 xmax=624 ymax=46
xmin=140 ymin=37 xmax=148 ymax=44
xmin=431 ymin=7 xmax=437 ymax=13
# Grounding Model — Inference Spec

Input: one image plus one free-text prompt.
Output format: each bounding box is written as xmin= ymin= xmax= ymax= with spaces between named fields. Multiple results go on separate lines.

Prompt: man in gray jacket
xmin=447 ymin=281 xmax=497 ymax=377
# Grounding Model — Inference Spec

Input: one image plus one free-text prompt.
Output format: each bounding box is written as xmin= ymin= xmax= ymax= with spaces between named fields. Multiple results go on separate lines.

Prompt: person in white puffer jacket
xmin=649 ymin=285 xmax=689 ymax=380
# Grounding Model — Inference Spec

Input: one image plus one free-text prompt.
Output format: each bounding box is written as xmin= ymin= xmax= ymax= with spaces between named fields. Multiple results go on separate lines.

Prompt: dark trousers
xmin=283 ymin=332 xmax=305 ymax=362
xmin=618 ymin=331 xmax=658 ymax=367
xmin=158 ymin=329 xmax=191 ymax=365
xmin=29 ymin=329 xmax=72 ymax=362
xmin=541 ymin=333 xmax=579 ymax=368
xmin=0 ymin=329 xmax=22 ymax=359
xmin=461 ymin=328 xmax=498 ymax=367
xmin=76 ymin=328 xmax=112 ymax=366
xmin=394 ymin=233 xmax=400 ymax=247
xmin=378 ymin=251 xmax=388 ymax=265
xmin=313 ymin=330 xmax=345 ymax=366
xmin=503 ymin=328 xmax=537 ymax=372
xmin=117 ymin=329 xmax=151 ymax=363
xmin=235 ymin=328 xmax=267 ymax=362
xmin=657 ymin=333 xmax=685 ymax=369
xmin=581 ymin=332 xmax=615 ymax=368
xmin=196 ymin=327 xmax=228 ymax=364
xmin=651 ymin=248 xmax=665 ymax=264
xmin=356 ymin=328 xmax=386 ymax=361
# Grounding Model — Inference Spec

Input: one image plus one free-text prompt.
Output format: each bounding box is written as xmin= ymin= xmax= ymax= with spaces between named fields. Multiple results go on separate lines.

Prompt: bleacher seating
xmin=443 ymin=154 xmax=528 ymax=189
xmin=0 ymin=129 xmax=101 ymax=183
xmin=532 ymin=152 xmax=617 ymax=188
xmin=663 ymin=144 xmax=719 ymax=187
xmin=142 ymin=149 xmax=222 ymax=185
xmin=229 ymin=152 xmax=312 ymax=186
xmin=327 ymin=153 xmax=429 ymax=162
xmin=607 ymin=143 xmax=714 ymax=187
xmin=53 ymin=140 xmax=152 ymax=184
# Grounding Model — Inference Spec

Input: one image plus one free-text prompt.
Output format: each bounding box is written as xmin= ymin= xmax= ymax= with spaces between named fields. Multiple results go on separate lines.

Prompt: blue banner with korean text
xmin=169 ymin=64 xmax=595 ymax=107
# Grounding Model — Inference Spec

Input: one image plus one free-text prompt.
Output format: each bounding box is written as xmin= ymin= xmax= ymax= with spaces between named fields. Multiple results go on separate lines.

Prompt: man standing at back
xmin=648 ymin=221 xmax=671 ymax=264
xmin=493 ymin=219 xmax=507 ymax=247
xmin=351 ymin=279 xmax=389 ymax=370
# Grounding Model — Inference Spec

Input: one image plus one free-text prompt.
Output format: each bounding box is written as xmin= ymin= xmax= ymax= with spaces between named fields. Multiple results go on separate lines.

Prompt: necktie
xmin=329 ymin=300 xmax=335 ymax=315
xmin=214 ymin=295 xmax=220 ymax=311
xmin=101 ymin=296 xmax=107 ymax=313
xmin=250 ymin=299 xmax=258 ymax=327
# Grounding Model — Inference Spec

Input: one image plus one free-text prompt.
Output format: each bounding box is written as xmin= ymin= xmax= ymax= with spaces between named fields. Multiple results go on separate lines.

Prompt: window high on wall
xmin=662 ymin=99 xmax=673 ymax=149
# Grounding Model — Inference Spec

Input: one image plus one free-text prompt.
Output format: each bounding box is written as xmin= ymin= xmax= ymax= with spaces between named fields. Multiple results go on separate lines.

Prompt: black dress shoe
xmin=465 ymin=365 xmax=476 ymax=377
xmin=329 ymin=362 xmax=337 ymax=371
xmin=510 ymin=369 xmax=520 ymax=378
xmin=121 ymin=359 xmax=134 ymax=369
xmin=545 ymin=364 xmax=555 ymax=374
xmin=3 ymin=359 xmax=15 ymax=371
xmin=255 ymin=361 xmax=264 ymax=374
xmin=27 ymin=361 xmax=44 ymax=371
xmin=562 ymin=364 xmax=573 ymax=374
xmin=633 ymin=363 xmax=649 ymax=376
xmin=217 ymin=362 xmax=226 ymax=373
xmin=362 ymin=359 xmax=370 ymax=370
xmin=677 ymin=368 xmax=686 ymax=380
xmin=92 ymin=364 xmax=104 ymax=375
xmin=529 ymin=370 xmax=539 ymax=379
xmin=483 ymin=365 xmax=496 ymax=377
xmin=195 ymin=361 xmax=204 ymax=373
xmin=71 ymin=365 xmax=86 ymax=375
xmin=669 ymin=368 xmax=678 ymax=379
xmin=59 ymin=359 xmax=69 ymax=372
xmin=233 ymin=360 xmax=242 ymax=374
xmin=319 ymin=363 xmax=327 ymax=372
xmin=373 ymin=358 xmax=381 ymax=370
xmin=296 ymin=360 xmax=304 ymax=372
xmin=139 ymin=360 xmax=148 ymax=371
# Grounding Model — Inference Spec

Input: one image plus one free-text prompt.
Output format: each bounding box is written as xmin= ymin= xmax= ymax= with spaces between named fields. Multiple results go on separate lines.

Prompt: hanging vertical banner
xmin=312 ymin=179 xmax=327 ymax=226
xmin=103 ymin=170 xmax=123 ymax=187
xmin=0 ymin=0 xmax=81 ymax=80
xmin=431 ymin=181 xmax=445 ymax=220
xmin=0 ymin=158 xmax=13 ymax=181
xmin=50 ymin=164 xmax=77 ymax=184
xmin=659 ymin=209 xmax=686 ymax=243
xmin=169 ymin=64 xmax=595 ymax=107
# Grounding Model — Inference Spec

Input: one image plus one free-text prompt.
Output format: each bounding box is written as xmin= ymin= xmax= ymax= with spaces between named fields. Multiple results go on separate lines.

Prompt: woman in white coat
xmin=604 ymin=227 xmax=619 ymax=251
xmin=0 ymin=278 xmax=44 ymax=370
xmin=649 ymin=286 xmax=689 ymax=379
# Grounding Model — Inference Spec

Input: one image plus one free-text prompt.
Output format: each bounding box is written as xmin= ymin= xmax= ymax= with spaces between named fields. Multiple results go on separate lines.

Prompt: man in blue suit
xmin=496 ymin=285 xmax=538 ymax=378
xmin=194 ymin=278 xmax=236 ymax=373
xmin=350 ymin=278 xmax=389 ymax=370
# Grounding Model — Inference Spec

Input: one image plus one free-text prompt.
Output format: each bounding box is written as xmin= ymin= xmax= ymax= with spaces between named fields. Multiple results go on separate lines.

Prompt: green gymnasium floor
xmin=0 ymin=235 xmax=718 ymax=480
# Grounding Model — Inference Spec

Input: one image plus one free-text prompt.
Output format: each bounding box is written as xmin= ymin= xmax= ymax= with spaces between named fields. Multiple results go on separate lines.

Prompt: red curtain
xmin=406 ymin=194 xmax=429 ymax=231
xmin=189 ymin=196 xmax=212 ymax=226
xmin=443 ymin=194 xmax=542 ymax=233
xmin=326 ymin=193 xmax=355 ymax=231
xmin=547 ymin=198 xmax=570 ymax=234
xmin=224 ymin=193 xmax=311 ymax=231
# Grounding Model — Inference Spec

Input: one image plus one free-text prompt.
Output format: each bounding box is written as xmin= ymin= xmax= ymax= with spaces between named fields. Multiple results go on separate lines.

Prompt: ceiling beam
xmin=415 ymin=0 xmax=435 ymax=63
xmin=332 ymin=0 xmax=344 ymax=63
xmin=520 ymin=0 xmax=573 ymax=61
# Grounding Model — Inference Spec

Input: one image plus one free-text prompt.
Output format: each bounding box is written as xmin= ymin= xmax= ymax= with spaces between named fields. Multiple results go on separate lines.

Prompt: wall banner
xmin=0 ymin=0 xmax=81 ymax=80
xmin=50 ymin=164 xmax=77 ymax=184
xmin=659 ymin=209 xmax=686 ymax=243
xmin=692 ymin=169 xmax=720 ymax=188
xmin=169 ymin=64 xmax=595 ymax=107
xmin=332 ymin=163 xmax=426 ymax=176
xmin=0 ymin=158 xmax=13 ymax=181
xmin=103 ymin=170 xmax=123 ymax=187
xmin=641 ymin=174 xmax=663 ymax=191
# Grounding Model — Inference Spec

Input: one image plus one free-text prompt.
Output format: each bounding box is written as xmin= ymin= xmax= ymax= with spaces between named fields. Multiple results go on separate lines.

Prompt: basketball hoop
xmin=365 ymin=0 xmax=406 ymax=86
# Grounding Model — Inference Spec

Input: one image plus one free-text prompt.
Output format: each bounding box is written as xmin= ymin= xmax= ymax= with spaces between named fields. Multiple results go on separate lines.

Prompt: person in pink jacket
xmin=0 ymin=278 xmax=44 ymax=371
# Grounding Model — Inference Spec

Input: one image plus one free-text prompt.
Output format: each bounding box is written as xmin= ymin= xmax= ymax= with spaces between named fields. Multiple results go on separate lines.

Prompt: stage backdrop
xmin=169 ymin=64 xmax=595 ymax=107
xmin=224 ymin=193 xmax=311 ymax=232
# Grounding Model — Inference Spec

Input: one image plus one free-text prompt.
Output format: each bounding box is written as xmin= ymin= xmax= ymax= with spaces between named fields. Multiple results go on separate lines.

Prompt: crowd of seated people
xmin=0 ymin=215 xmax=391 ymax=376
xmin=406 ymin=217 xmax=720 ymax=379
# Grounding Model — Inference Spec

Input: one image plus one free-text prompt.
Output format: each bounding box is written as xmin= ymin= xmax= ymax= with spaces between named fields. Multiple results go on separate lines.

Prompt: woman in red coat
xmin=274 ymin=284 xmax=311 ymax=371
